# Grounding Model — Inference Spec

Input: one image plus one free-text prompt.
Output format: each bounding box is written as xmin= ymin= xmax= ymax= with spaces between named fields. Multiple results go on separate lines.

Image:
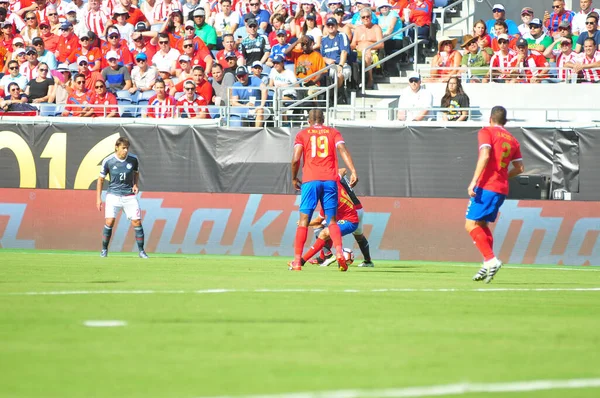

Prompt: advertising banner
xmin=1 ymin=189 xmax=598 ymax=265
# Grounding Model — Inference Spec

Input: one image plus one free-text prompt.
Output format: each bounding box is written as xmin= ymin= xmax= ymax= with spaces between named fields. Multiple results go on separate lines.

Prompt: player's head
xmin=308 ymin=109 xmax=325 ymax=125
xmin=490 ymin=106 xmax=508 ymax=126
xmin=115 ymin=137 xmax=130 ymax=150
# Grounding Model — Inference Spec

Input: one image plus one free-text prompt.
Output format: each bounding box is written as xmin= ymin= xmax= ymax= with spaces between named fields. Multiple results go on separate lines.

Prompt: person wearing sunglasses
xmin=523 ymin=17 xmax=553 ymax=54
xmin=179 ymin=35 xmax=213 ymax=73
xmin=0 ymin=81 xmax=28 ymax=111
xmin=45 ymin=5 xmax=61 ymax=35
xmin=176 ymin=79 xmax=209 ymax=119
xmin=572 ymin=0 xmax=600 ymax=36
xmin=20 ymin=12 xmax=40 ymax=45
xmin=542 ymin=35 xmax=577 ymax=82
xmin=86 ymin=79 xmax=119 ymax=117
xmin=19 ymin=45 xmax=41 ymax=81
xmin=544 ymin=0 xmax=575 ymax=38
xmin=131 ymin=31 xmax=158 ymax=67
xmin=565 ymin=36 xmax=600 ymax=82
xmin=25 ymin=61 xmax=55 ymax=104
xmin=55 ymin=21 xmax=79 ymax=65
xmin=101 ymin=27 xmax=134 ymax=69
xmin=350 ymin=8 xmax=383 ymax=89
xmin=396 ymin=72 xmax=432 ymax=122
xmin=485 ymin=3 xmax=519 ymax=38
xmin=74 ymin=32 xmax=101 ymax=72
xmin=129 ymin=52 xmax=156 ymax=104
xmin=36 ymin=19 xmax=60 ymax=54
xmin=76 ymin=55 xmax=103 ymax=91
xmin=111 ymin=7 xmax=135 ymax=49
xmin=242 ymin=0 xmax=270 ymax=34
xmin=61 ymin=72 xmax=91 ymax=116
xmin=0 ymin=60 xmax=27 ymax=95
xmin=152 ymin=32 xmax=181 ymax=71
xmin=350 ymin=0 xmax=378 ymax=27
xmin=575 ymin=13 xmax=600 ymax=52
xmin=488 ymin=33 xmax=517 ymax=82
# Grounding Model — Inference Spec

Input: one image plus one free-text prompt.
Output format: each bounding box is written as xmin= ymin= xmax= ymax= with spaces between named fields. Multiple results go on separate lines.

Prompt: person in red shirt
xmin=100 ymin=26 xmax=134 ymax=69
xmin=290 ymin=109 xmax=358 ymax=272
xmin=75 ymin=32 xmax=103 ymax=72
xmin=38 ymin=19 xmax=59 ymax=52
xmin=179 ymin=36 xmax=213 ymax=72
xmin=215 ymin=33 xmax=242 ymax=69
xmin=76 ymin=55 xmax=104 ymax=92
xmin=86 ymin=79 xmax=119 ymax=117
xmin=55 ymin=21 xmax=79 ymax=64
xmin=62 ymin=72 xmax=91 ymax=116
xmin=170 ymin=64 xmax=213 ymax=103
xmin=117 ymin=0 xmax=149 ymax=26
xmin=466 ymin=106 xmax=524 ymax=284
xmin=130 ymin=28 xmax=159 ymax=66
xmin=145 ymin=79 xmax=176 ymax=118
xmin=176 ymin=80 xmax=209 ymax=118
xmin=509 ymin=38 xmax=550 ymax=83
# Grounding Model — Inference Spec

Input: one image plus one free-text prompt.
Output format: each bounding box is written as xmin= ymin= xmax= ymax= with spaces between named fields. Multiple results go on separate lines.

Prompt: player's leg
xmin=353 ymin=208 xmax=373 ymax=267
xmin=292 ymin=182 xmax=319 ymax=270
xmin=321 ymin=180 xmax=347 ymax=270
xmin=300 ymin=228 xmax=330 ymax=266
xmin=101 ymin=194 xmax=119 ymax=257
xmin=123 ymin=196 xmax=148 ymax=258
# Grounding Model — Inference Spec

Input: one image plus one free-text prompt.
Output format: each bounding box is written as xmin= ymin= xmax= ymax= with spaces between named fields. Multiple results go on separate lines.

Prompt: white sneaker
xmin=485 ymin=261 xmax=502 ymax=284
xmin=472 ymin=266 xmax=487 ymax=281
xmin=357 ymin=261 xmax=374 ymax=267
xmin=320 ymin=255 xmax=338 ymax=267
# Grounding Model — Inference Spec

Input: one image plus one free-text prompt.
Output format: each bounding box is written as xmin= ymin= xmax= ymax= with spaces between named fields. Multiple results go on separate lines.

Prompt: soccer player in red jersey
xmin=290 ymin=109 xmax=358 ymax=272
xmin=466 ymin=106 xmax=525 ymax=283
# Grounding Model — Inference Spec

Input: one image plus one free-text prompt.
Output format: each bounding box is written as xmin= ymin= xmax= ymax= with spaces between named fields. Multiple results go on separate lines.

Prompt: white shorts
xmin=105 ymin=193 xmax=141 ymax=220
xmin=329 ymin=64 xmax=352 ymax=81
xmin=353 ymin=208 xmax=364 ymax=235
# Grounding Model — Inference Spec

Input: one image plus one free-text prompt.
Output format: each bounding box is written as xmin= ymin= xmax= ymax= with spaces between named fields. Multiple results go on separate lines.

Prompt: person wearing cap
xmin=213 ymin=0 xmax=240 ymax=40
xmin=572 ymin=0 xmax=600 ymax=36
xmin=101 ymin=50 xmax=133 ymax=98
xmin=210 ymin=63 xmax=235 ymax=106
xmin=173 ymin=53 xmax=193 ymax=79
xmin=19 ymin=45 xmax=41 ymax=81
xmin=508 ymin=37 xmax=550 ymax=83
xmin=85 ymin=0 xmax=111 ymax=39
xmin=295 ymin=34 xmax=325 ymax=87
xmin=524 ymin=18 xmax=553 ymax=53
xmin=267 ymin=28 xmax=292 ymax=70
xmin=55 ymin=21 xmax=79 ymax=64
xmin=331 ymin=7 xmax=353 ymax=41
xmin=74 ymin=33 xmax=102 ymax=72
xmin=459 ymin=34 xmax=490 ymax=83
xmin=242 ymin=0 xmax=271 ymax=34
xmin=144 ymin=79 xmax=177 ymax=118
xmin=176 ymin=19 xmax=210 ymax=53
xmin=488 ymin=33 xmax=517 ymax=82
xmin=230 ymin=64 xmax=268 ymax=127
xmin=129 ymin=52 xmax=156 ymax=103
xmin=37 ymin=19 xmax=59 ymax=53
xmin=111 ymin=7 xmax=135 ymax=48
xmin=351 ymin=7 xmax=383 ymax=88
xmin=250 ymin=60 xmax=269 ymax=84
xmin=543 ymin=34 xmax=577 ymax=81
xmin=0 ymin=60 xmax=28 ymax=95
xmin=131 ymin=29 xmax=159 ymax=66
xmin=176 ymin=79 xmax=209 ymax=119
xmin=297 ymin=12 xmax=322 ymax=51
xmin=378 ymin=1 xmax=408 ymax=75
xmin=351 ymin=0 xmax=379 ymax=26
xmin=31 ymin=36 xmax=57 ymax=70
xmin=565 ymin=36 xmax=600 ymax=82
xmin=490 ymin=20 xmax=518 ymax=52
xmin=239 ymin=17 xmax=271 ymax=70
xmin=76 ymin=54 xmax=103 ymax=91
xmin=429 ymin=36 xmax=462 ymax=82
xmin=85 ymin=78 xmax=119 ymax=117
xmin=397 ymin=72 xmax=432 ymax=122
xmin=267 ymin=53 xmax=297 ymax=114
xmin=191 ymin=7 xmax=217 ymax=50
xmin=485 ymin=4 xmax=519 ymax=38
xmin=544 ymin=1 xmax=575 ymax=38
xmin=61 ymin=72 xmax=92 ymax=116
xmin=117 ymin=0 xmax=149 ymax=26
xmin=20 ymin=11 xmax=40 ymax=45
xmin=101 ymin=27 xmax=134 ymax=69
xmin=324 ymin=0 xmax=346 ymax=21
xmin=575 ymin=13 xmax=600 ymax=52
xmin=518 ymin=7 xmax=535 ymax=37
xmin=321 ymin=17 xmax=351 ymax=88
xmin=216 ymin=33 xmax=244 ymax=69
xmin=223 ymin=49 xmax=240 ymax=74
xmin=556 ymin=20 xmax=579 ymax=50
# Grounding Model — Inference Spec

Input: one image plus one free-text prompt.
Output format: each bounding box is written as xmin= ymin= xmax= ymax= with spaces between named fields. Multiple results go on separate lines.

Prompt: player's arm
xmin=336 ymin=142 xmax=358 ymax=187
xmin=468 ymin=146 xmax=491 ymax=197
xmin=291 ymin=144 xmax=303 ymax=190
xmin=508 ymin=159 xmax=525 ymax=179
xmin=96 ymin=177 xmax=105 ymax=211
xmin=132 ymin=171 xmax=139 ymax=194
xmin=308 ymin=215 xmax=325 ymax=227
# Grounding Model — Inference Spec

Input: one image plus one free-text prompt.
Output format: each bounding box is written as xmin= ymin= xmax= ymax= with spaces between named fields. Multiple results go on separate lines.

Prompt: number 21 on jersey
xmin=310 ymin=135 xmax=329 ymax=158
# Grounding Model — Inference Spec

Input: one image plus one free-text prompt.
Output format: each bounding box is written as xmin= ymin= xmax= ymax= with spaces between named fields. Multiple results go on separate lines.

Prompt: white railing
xmin=437 ymin=0 xmax=475 ymax=36
xmin=414 ymin=65 xmax=592 ymax=83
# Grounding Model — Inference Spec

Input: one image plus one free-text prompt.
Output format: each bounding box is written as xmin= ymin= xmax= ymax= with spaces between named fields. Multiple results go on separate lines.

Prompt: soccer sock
xmin=294 ymin=226 xmax=308 ymax=263
xmin=301 ymin=238 xmax=327 ymax=265
xmin=328 ymin=223 xmax=343 ymax=256
xmin=482 ymin=226 xmax=494 ymax=249
xmin=323 ymin=239 xmax=333 ymax=256
xmin=355 ymin=235 xmax=371 ymax=262
xmin=102 ymin=225 xmax=112 ymax=250
xmin=469 ymin=226 xmax=495 ymax=262
xmin=134 ymin=226 xmax=145 ymax=251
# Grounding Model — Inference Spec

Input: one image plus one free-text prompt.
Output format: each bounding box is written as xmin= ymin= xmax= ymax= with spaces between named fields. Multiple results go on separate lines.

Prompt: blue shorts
xmin=338 ymin=220 xmax=358 ymax=236
xmin=299 ymin=180 xmax=338 ymax=217
xmin=466 ymin=187 xmax=506 ymax=223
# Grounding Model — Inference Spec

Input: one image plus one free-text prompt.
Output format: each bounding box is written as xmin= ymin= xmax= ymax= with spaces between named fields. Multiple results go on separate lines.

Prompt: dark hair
xmin=73 ymin=73 xmax=86 ymax=81
xmin=7 ymin=60 xmax=18 ymax=69
xmin=222 ymin=33 xmax=234 ymax=40
xmin=221 ymin=0 xmax=232 ymax=4
xmin=115 ymin=137 xmax=130 ymax=148
xmin=473 ymin=19 xmax=487 ymax=35
xmin=308 ymin=109 xmax=324 ymax=125
xmin=166 ymin=9 xmax=184 ymax=32
xmin=494 ymin=20 xmax=508 ymax=30
xmin=6 ymin=82 xmax=19 ymax=93
xmin=584 ymin=37 xmax=597 ymax=47
xmin=211 ymin=63 xmax=224 ymax=70
xmin=441 ymin=76 xmax=466 ymax=107
xmin=157 ymin=32 xmax=169 ymax=41
xmin=490 ymin=106 xmax=507 ymax=125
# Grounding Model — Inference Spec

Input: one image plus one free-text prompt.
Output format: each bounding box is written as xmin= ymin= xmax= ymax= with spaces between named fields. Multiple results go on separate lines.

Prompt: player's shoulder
xmin=126 ymin=153 xmax=139 ymax=163
xmin=101 ymin=152 xmax=117 ymax=166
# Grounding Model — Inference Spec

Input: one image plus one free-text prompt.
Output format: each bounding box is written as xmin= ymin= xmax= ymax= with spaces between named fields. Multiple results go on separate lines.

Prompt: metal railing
xmin=437 ymin=0 xmax=474 ymax=36
xmin=361 ymin=23 xmax=422 ymax=96
xmin=414 ymin=65 xmax=588 ymax=83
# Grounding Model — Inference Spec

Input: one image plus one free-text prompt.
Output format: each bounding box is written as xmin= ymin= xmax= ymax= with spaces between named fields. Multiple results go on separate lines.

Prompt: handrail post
xmin=361 ymin=48 xmax=365 ymax=97
xmin=273 ymin=86 xmax=280 ymax=127
xmin=413 ymin=28 xmax=418 ymax=71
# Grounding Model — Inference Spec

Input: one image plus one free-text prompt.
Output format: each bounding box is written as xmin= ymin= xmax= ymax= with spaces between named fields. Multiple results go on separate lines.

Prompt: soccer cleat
xmin=100 ymin=249 xmax=108 ymax=258
xmin=357 ymin=261 xmax=374 ymax=268
xmin=138 ymin=250 xmax=149 ymax=259
xmin=485 ymin=261 xmax=503 ymax=284
xmin=288 ymin=260 xmax=302 ymax=271
xmin=337 ymin=255 xmax=348 ymax=272
xmin=320 ymin=254 xmax=337 ymax=267
xmin=472 ymin=267 xmax=487 ymax=281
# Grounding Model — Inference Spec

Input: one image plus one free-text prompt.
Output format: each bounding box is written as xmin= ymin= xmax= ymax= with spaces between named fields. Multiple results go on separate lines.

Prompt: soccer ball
xmin=342 ymin=248 xmax=354 ymax=265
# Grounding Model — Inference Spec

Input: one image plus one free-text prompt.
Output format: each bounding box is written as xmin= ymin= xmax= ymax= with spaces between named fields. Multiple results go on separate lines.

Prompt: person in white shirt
xmin=152 ymin=32 xmax=181 ymax=66
xmin=397 ymin=72 xmax=432 ymax=122
xmin=212 ymin=0 xmax=240 ymax=37
xmin=572 ymin=0 xmax=600 ymax=35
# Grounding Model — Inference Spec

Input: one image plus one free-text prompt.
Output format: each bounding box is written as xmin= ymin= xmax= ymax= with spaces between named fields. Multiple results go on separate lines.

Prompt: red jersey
xmin=509 ymin=50 xmax=549 ymax=81
xmin=476 ymin=126 xmax=523 ymax=195
xmin=176 ymin=95 xmax=208 ymax=118
xmin=89 ymin=91 xmax=118 ymax=117
xmin=294 ymin=124 xmax=344 ymax=182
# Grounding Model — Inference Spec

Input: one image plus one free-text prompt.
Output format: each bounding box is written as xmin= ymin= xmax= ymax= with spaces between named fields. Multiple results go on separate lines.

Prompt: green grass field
xmin=1 ymin=250 xmax=600 ymax=398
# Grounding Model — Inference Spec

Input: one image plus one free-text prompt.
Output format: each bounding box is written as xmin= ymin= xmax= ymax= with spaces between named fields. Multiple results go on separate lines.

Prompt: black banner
xmin=1 ymin=123 xmax=597 ymax=200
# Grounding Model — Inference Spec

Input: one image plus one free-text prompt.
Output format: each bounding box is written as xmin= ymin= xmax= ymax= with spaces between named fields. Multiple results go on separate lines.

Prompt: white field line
xmin=83 ymin=320 xmax=127 ymax=327
xmin=4 ymin=287 xmax=600 ymax=296
xmin=197 ymin=378 xmax=600 ymax=398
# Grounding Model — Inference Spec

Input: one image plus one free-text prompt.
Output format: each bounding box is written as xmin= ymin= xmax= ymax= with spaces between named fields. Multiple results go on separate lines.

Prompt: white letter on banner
xmin=181 ymin=209 xmax=232 ymax=254
xmin=230 ymin=194 xmax=282 ymax=255
xmin=0 ymin=204 xmax=35 ymax=248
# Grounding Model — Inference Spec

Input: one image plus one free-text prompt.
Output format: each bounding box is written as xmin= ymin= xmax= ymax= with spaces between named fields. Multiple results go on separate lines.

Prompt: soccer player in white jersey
xmin=96 ymin=137 xmax=149 ymax=258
